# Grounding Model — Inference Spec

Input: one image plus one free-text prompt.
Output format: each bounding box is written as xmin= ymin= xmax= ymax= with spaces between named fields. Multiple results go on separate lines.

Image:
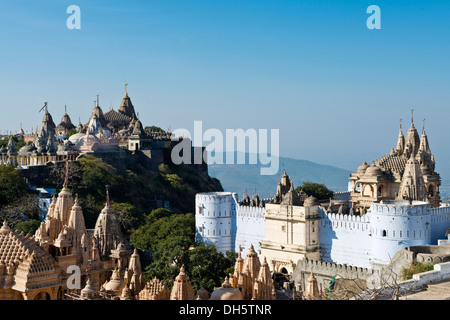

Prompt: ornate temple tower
xmin=350 ymin=113 xmax=441 ymax=211
xmin=67 ymin=195 xmax=90 ymax=264
xmin=253 ymin=257 xmax=276 ymax=300
xmin=35 ymin=109 xmax=56 ymax=152
xmin=56 ymin=111 xmax=76 ymax=136
xmin=169 ymin=266 xmax=195 ymax=300
xmin=138 ymin=278 xmax=170 ymax=300
xmin=303 ymin=272 xmax=321 ymax=300
xmin=93 ymin=188 xmax=124 ymax=261
xmin=118 ymin=83 xmax=137 ymax=120
xmin=127 ymin=248 xmax=144 ymax=295
xmin=44 ymin=186 xmax=74 ymax=244
xmin=396 ymin=154 xmax=427 ymax=202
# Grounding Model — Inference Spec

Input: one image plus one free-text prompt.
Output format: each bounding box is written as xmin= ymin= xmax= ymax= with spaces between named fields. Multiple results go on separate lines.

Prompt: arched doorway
xmin=33 ymin=291 xmax=51 ymax=300
xmin=428 ymin=185 xmax=434 ymax=197
xmin=14 ymin=292 xmax=24 ymax=300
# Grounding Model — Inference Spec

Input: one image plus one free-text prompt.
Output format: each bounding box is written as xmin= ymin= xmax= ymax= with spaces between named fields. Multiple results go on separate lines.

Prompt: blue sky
xmin=0 ymin=0 xmax=449 ymax=177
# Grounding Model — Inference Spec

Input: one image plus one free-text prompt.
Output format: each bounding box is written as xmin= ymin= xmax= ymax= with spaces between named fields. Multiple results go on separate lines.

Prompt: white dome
xmin=68 ymin=132 xmax=86 ymax=144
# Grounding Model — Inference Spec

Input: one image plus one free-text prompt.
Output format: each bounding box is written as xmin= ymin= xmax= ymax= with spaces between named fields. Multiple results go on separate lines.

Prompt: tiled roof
xmin=104 ymin=108 xmax=131 ymax=123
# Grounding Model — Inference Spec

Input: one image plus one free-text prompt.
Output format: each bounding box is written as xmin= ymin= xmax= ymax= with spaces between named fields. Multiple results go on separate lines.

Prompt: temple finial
xmin=411 ymin=108 xmax=414 ymax=124
xmin=125 ymin=82 xmax=128 ymax=95
xmin=422 ymin=118 xmax=425 ymax=132
xmin=400 ymin=118 xmax=402 ymax=131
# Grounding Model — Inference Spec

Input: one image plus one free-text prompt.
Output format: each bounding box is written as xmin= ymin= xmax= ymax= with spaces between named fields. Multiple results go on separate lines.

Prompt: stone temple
xmin=0 ymin=84 xmax=208 ymax=184
xmin=195 ymin=114 xmax=450 ymax=288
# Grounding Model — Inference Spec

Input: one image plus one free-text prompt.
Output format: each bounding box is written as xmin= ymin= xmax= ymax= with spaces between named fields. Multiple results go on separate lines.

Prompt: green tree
xmin=65 ymin=128 xmax=78 ymax=139
xmin=144 ymin=236 xmax=194 ymax=288
xmin=145 ymin=126 xmax=166 ymax=133
xmin=77 ymin=155 xmax=123 ymax=199
xmin=14 ymin=219 xmax=41 ymax=235
xmin=187 ymin=243 xmax=237 ymax=292
xmin=295 ymin=181 xmax=334 ymax=200
xmin=130 ymin=210 xmax=195 ymax=252
xmin=0 ymin=165 xmax=28 ymax=206
xmin=110 ymin=201 xmax=141 ymax=233
xmin=131 ymin=209 xmax=236 ymax=292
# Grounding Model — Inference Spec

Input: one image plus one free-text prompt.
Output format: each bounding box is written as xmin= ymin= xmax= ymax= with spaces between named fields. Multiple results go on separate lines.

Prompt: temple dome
xmin=210 ymin=277 xmax=244 ymax=300
xmin=356 ymin=161 xmax=370 ymax=175
xmin=304 ymin=196 xmax=319 ymax=207
xmin=104 ymin=268 xmax=125 ymax=293
xmin=75 ymin=132 xmax=101 ymax=153
xmin=195 ymin=287 xmax=210 ymax=300
xmin=68 ymin=132 xmax=86 ymax=144
xmin=363 ymin=164 xmax=383 ymax=177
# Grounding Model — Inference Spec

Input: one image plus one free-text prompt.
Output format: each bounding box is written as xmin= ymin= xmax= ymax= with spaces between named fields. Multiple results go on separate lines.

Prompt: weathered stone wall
xmin=292 ymin=259 xmax=379 ymax=292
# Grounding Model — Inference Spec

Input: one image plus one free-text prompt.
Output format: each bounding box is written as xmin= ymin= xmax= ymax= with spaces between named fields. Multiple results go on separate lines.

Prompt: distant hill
xmin=207 ymin=152 xmax=351 ymax=200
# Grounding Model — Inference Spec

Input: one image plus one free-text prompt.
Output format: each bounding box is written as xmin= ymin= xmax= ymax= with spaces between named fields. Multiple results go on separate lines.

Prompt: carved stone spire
xmin=118 ymin=84 xmax=137 ymax=120
xmin=303 ymin=272 xmax=321 ymax=300
xmin=93 ymin=187 xmax=124 ymax=260
xmin=395 ymin=119 xmax=405 ymax=155
xmin=170 ymin=266 xmax=195 ymax=300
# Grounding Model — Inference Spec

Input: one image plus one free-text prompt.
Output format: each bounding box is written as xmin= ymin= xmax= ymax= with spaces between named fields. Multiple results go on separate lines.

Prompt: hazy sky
xmin=0 ymin=1 xmax=449 ymax=176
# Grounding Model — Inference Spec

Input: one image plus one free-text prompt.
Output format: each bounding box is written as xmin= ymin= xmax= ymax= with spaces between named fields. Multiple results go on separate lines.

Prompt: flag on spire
xmin=39 ymin=102 xmax=48 ymax=113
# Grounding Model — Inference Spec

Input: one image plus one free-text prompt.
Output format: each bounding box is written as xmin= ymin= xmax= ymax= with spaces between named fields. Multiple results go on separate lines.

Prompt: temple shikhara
xmin=0 ymin=84 xmax=174 ymax=168
xmin=0 ymin=180 xmax=278 ymax=300
xmin=349 ymin=113 xmax=441 ymax=213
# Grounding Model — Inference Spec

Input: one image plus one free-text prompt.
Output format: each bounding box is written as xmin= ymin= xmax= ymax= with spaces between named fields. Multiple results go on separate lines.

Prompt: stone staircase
xmin=426 ymin=280 xmax=450 ymax=298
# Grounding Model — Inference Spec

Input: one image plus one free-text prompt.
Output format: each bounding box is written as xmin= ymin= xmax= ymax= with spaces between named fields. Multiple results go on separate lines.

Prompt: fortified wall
xmin=319 ymin=207 xmax=372 ymax=268
xmin=195 ymin=192 xmax=267 ymax=256
xmin=232 ymin=202 xmax=266 ymax=256
xmin=292 ymin=259 xmax=380 ymax=293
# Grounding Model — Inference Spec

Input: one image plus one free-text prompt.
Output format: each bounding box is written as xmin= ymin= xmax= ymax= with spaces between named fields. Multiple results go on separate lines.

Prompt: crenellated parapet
xmin=235 ymin=205 xmax=265 ymax=219
xmin=300 ymin=259 xmax=377 ymax=277
xmin=370 ymin=201 xmax=430 ymax=216
xmin=292 ymin=258 xmax=380 ymax=291
xmin=319 ymin=206 xmax=371 ymax=232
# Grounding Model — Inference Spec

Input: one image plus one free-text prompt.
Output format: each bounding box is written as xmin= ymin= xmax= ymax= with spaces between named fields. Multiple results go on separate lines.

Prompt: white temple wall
xmin=233 ymin=205 xmax=265 ymax=256
xmin=319 ymin=208 xmax=372 ymax=268
xmin=195 ymin=192 xmax=235 ymax=254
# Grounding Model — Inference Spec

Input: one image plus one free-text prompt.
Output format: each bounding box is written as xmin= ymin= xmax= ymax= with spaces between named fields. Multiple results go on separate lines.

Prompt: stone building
xmin=260 ymin=171 xmax=321 ymax=274
xmin=195 ymin=191 xmax=267 ymax=256
xmin=55 ymin=112 xmax=76 ymax=137
xmin=195 ymin=113 xmax=450 ymax=289
xmin=137 ymin=244 xmax=276 ymax=301
xmin=0 ymin=173 xmax=141 ymax=299
xmin=169 ymin=266 xmax=196 ymax=300
xmin=138 ymin=277 xmax=170 ymax=300
xmin=349 ymin=116 xmax=441 ymax=213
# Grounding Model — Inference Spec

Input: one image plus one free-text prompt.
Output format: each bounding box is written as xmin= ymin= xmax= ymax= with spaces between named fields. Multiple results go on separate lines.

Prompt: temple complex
xmin=0 ymin=84 xmax=176 ymax=170
xmin=0 ymin=163 xmax=136 ymax=300
xmin=349 ymin=114 xmax=441 ymax=213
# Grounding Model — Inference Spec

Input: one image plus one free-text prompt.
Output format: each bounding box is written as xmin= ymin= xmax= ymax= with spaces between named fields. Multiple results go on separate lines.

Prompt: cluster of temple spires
xmin=0 ymin=84 xmax=174 ymax=167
